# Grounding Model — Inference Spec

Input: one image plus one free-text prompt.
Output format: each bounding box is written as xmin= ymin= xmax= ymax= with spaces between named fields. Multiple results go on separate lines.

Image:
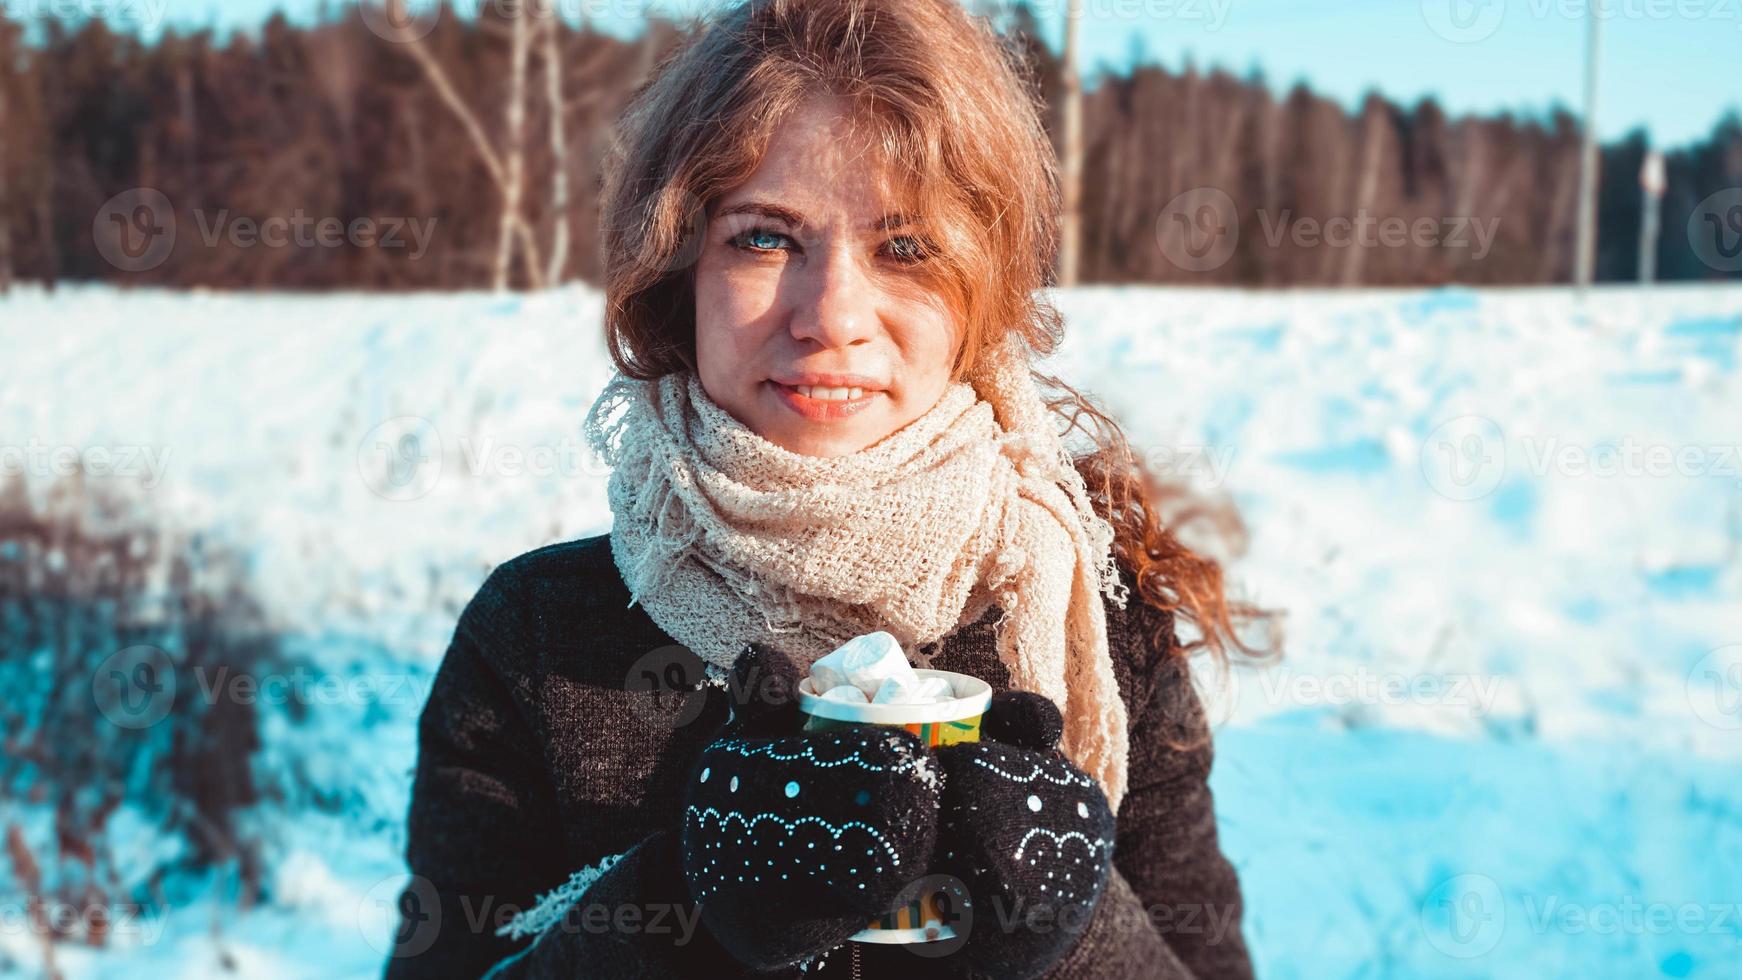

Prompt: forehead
xmin=718 ymin=96 xmax=914 ymax=219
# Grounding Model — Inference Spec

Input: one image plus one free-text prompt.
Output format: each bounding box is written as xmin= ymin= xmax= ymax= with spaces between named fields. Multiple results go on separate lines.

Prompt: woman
xmin=385 ymin=1 xmax=1268 ymax=977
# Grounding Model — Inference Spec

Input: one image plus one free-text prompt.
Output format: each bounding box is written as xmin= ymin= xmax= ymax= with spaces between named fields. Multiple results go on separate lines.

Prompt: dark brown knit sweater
xmin=382 ymin=533 xmax=1252 ymax=979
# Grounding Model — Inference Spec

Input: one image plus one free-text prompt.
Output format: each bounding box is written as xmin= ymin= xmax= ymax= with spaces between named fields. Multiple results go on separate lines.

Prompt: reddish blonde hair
xmin=597 ymin=0 xmax=1280 ymax=668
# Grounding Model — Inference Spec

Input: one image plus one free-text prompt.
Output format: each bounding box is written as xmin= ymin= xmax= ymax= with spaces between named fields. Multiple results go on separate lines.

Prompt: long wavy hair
xmin=596 ymin=0 xmax=1280 ymax=669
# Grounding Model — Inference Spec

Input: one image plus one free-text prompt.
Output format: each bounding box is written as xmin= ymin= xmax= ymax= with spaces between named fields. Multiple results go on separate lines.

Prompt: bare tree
xmin=0 ymin=22 xmax=12 ymax=293
xmin=541 ymin=0 xmax=571 ymax=286
xmin=1573 ymin=8 xmax=1601 ymax=292
xmin=1342 ymin=97 xmax=1386 ymax=285
xmin=1057 ymin=0 xmax=1083 ymax=286
xmin=9 ymin=9 xmax=1740 ymax=289
xmin=393 ymin=0 xmax=544 ymax=290
xmin=0 ymin=87 xmax=10 ymax=294
xmin=1539 ymin=144 xmax=1580 ymax=281
xmin=496 ymin=0 xmax=533 ymax=290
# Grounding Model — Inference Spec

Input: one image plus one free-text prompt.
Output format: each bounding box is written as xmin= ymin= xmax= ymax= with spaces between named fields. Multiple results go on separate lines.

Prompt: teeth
xmin=793 ymin=385 xmax=868 ymax=401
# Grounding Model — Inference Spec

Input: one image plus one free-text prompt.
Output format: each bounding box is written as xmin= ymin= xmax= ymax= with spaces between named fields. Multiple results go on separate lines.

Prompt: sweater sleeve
xmin=1045 ymin=603 xmax=1254 ymax=980
xmin=381 ymin=562 xmax=572 ymax=977
xmin=1117 ymin=612 xmax=1254 ymax=976
xmin=382 ymin=562 xmax=775 ymax=979
xmin=479 ymin=828 xmax=771 ymax=979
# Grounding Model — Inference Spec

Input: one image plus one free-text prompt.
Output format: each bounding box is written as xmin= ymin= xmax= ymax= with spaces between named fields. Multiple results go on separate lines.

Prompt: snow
xmin=3 ymin=282 xmax=1740 ymax=977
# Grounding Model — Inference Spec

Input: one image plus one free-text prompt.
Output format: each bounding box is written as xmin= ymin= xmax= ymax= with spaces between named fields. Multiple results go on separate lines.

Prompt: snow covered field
xmin=3 ymin=283 xmax=1740 ymax=978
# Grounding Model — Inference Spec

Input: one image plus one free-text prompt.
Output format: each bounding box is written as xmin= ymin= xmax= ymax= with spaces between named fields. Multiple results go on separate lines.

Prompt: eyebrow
xmin=713 ymin=201 xmax=916 ymax=232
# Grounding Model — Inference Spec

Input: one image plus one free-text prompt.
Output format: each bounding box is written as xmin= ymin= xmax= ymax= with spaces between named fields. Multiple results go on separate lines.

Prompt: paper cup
xmin=797 ymin=668 xmax=991 ymax=943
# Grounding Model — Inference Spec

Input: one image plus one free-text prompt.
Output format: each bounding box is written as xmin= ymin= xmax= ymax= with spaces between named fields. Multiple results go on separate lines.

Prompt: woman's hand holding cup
xmin=929 ymin=690 xmax=1118 ymax=979
xmin=677 ymin=642 xmax=942 ymax=972
xmin=684 ymin=636 xmax=1112 ymax=979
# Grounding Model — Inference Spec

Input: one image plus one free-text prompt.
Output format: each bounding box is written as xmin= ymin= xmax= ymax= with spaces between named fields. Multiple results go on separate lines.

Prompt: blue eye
xmin=734 ymin=228 xmax=791 ymax=252
xmin=884 ymin=235 xmax=930 ymax=264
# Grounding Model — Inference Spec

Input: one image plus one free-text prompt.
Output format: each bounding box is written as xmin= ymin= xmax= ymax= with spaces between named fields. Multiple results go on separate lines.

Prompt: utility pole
xmin=1638 ymin=150 xmax=1664 ymax=284
xmin=1572 ymin=7 xmax=1601 ymax=295
xmin=1059 ymin=0 xmax=1083 ymax=287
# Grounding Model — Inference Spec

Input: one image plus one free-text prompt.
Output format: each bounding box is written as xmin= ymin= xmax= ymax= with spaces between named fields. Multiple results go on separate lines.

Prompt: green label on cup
xmin=800 ymin=713 xmax=982 ymax=746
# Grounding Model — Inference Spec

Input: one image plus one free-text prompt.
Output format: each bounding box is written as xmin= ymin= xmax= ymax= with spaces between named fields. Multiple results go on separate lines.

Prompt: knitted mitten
xmin=931 ymin=690 xmax=1118 ymax=980
xmin=679 ymin=642 xmax=943 ymax=972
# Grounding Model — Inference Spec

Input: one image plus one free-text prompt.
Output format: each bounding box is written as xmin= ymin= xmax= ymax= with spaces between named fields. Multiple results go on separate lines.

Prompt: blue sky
xmin=96 ymin=0 xmax=1738 ymax=148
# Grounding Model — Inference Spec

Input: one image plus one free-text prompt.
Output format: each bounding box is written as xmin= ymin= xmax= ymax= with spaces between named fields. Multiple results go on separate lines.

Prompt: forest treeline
xmin=0 ymin=2 xmax=1737 ymax=291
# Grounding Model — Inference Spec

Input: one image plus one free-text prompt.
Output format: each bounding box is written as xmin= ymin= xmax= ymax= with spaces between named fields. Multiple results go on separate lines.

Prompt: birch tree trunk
xmin=542 ymin=0 xmax=570 ymax=286
xmin=1341 ymin=98 xmax=1385 ymax=285
xmin=1058 ymin=0 xmax=1083 ymax=286
xmin=397 ymin=0 xmax=544 ymax=290
xmin=1573 ymin=9 xmax=1601 ymax=291
xmin=496 ymin=0 xmax=531 ymax=291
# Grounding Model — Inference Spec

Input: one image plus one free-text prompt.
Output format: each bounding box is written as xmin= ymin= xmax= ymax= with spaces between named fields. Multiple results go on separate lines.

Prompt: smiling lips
xmin=768 ymin=380 xmax=882 ymax=421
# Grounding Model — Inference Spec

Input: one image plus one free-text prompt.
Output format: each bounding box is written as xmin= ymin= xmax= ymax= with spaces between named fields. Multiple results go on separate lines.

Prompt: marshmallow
xmin=818 ymin=684 xmax=871 ymax=704
xmin=809 ymin=631 xmax=915 ymax=699
xmin=871 ymin=674 xmax=956 ymax=705
xmin=912 ymin=676 xmax=955 ymax=703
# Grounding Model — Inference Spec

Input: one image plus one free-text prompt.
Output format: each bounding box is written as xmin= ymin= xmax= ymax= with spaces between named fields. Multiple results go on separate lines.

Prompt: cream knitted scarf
xmin=582 ymin=333 xmax=1134 ymax=813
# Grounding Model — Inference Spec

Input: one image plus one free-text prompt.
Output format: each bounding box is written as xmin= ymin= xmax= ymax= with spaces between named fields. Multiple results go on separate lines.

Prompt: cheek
xmin=890 ymin=299 xmax=962 ymax=389
xmin=694 ymin=255 xmax=783 ymax=374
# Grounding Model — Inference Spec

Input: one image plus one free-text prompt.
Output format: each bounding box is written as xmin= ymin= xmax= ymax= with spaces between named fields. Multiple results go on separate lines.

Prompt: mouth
xmin=766 ymin=380 xmax=883 ymax=421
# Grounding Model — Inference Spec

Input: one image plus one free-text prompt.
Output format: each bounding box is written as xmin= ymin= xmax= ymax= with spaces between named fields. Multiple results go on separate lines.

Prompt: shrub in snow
xmin=0 ymin=469 xmax=296 ymax=953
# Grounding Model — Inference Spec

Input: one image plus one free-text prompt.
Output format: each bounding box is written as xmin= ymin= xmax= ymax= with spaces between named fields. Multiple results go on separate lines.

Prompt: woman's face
xmin=693 ymin=95 xmax=963 ymax=458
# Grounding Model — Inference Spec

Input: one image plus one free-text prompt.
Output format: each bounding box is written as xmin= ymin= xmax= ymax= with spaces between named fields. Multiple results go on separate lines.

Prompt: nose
xmin=787 ymin=244 xmax=876 ymax=350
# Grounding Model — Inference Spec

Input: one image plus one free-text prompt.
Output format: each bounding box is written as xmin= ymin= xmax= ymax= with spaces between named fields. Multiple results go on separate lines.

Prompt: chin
xmin=771 ymin=425 xmax=872 ymax=459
